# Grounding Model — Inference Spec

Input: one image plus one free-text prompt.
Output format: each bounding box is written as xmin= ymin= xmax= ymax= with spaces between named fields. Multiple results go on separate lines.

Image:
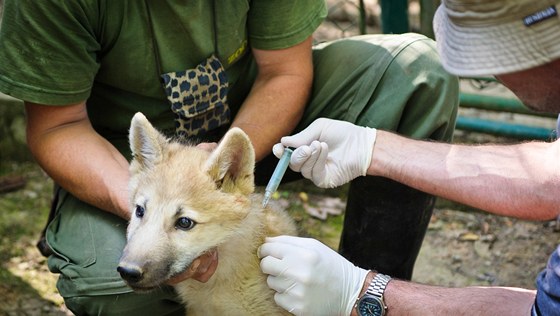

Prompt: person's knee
xmin=395 ymin=36 xmax=458 ymax=90
xmin=391 ymin=37 xmax=460 ymax=140
xmin=346 ymin=33 xmax=459 ymax=105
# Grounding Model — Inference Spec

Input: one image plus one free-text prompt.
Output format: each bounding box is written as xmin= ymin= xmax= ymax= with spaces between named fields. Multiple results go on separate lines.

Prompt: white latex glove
xmin=273 ymin=118 xmax=377 ymax=188
xmin=258 ymin=236 xmax=369 ymax=316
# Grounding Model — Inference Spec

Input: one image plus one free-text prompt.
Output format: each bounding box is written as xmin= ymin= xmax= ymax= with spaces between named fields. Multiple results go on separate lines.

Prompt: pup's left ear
xmin=205 ymin=127 xmax=255 ymax=195
xmin=129 ymin=112 xmax=168 ymax=170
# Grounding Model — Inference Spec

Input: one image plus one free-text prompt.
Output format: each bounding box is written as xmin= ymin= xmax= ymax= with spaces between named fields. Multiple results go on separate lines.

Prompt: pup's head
xmin=118 ymin=112 xmax=255 ymax=291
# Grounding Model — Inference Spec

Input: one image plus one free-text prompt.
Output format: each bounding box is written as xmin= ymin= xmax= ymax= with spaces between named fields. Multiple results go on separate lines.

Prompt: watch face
xmin=357 ymin=295 xmax=385 ymax=316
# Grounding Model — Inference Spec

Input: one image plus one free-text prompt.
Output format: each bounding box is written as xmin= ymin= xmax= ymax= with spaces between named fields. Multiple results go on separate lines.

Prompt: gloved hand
xmin=273 ymin=118 xmax=377 ymax=188
xmin=258 ymin=236 xmax=369 ymax=316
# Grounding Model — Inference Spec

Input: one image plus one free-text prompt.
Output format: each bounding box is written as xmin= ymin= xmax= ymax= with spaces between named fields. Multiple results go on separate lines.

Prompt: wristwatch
xmin=356 ymin=272 xmax=391 ymax=316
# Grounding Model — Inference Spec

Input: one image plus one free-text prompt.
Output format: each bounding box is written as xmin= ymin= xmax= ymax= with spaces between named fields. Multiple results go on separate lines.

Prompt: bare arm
xmin=25 ymin=102 xmax=131 ymax=219
xmin=385 ymin=278 xmax=535 ymax=316
xmin=260 ymin=236 xmax=538 ymax=316
xmin=349 ymin=272 xmax=535 ymax=316
xmin=370 ymin=130 xmax=560 ymax=220
xmin=231 ymin=36 xmax=313 ymax=161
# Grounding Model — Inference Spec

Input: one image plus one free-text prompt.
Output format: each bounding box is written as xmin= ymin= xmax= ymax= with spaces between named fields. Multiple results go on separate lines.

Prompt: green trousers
xmin=45 ymin=33 xmax=458 ymax=315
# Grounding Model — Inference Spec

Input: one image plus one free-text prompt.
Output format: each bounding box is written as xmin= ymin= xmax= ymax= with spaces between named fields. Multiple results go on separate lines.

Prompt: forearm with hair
xmin=370 ymin=130 xmax=560 ymax=220
xmin=385 ymin=279 xmax=535 ymax=316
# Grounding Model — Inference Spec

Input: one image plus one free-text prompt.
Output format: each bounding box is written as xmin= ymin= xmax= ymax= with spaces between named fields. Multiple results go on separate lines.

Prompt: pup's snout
xmin=117 ymin=265 xmax=144 ymax=283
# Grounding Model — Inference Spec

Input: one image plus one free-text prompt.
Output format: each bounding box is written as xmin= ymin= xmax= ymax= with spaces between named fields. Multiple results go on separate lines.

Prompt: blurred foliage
xmin=0 ymin=90 xmax=68 ymax=315
xmin=0 ymin=94 xmax=32 ymax=164
xmin=0 ymin=162 xmax=53 ymax=262
xmin=0 ymin=161 xmax=62 ymax=313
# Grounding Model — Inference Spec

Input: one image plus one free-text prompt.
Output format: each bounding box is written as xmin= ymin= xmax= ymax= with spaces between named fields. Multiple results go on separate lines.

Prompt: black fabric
xmin=339 ymin=176 xmax=435 ymax=280
xmin=37 ymin=186 xmax=61 ymax=258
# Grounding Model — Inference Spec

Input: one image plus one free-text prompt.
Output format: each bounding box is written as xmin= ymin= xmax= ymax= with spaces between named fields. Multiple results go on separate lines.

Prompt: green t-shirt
xmin=0 ymin=0 xmax=326 ymax=154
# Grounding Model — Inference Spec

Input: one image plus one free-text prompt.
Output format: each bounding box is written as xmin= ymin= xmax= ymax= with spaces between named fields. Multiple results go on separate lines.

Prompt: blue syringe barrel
xmin=262 ymin=147 xmax=293 ymax=207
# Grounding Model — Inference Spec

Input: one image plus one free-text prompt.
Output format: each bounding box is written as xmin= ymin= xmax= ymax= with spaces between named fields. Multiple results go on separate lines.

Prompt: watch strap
xmin=365 ymin=273 xmax=391 ymax=298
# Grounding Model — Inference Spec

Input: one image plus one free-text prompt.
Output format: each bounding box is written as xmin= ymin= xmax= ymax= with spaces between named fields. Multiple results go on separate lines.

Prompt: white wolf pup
xmin=118 ymin=112 xmax=297 ymax=316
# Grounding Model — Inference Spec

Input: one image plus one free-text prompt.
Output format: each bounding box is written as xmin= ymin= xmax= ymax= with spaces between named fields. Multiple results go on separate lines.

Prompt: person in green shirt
xmin=0 ymin=1 xmax=458 ymax=314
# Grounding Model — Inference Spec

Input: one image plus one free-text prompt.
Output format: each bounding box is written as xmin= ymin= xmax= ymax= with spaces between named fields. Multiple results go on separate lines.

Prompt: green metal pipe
xmin=455 ymin=116 xmax=556 ymax=141
xmin=460 ymin=93 xmax=557 ymax=118
xmin=420 ymin=0 xmax=440 ymax=39
xmin=358 ymin=0 xmax=366 ymax=35
xmin=379 ymin=0 xmax=409 ymax=34
xmin=461 ymin=77 xmax=498 ymax=82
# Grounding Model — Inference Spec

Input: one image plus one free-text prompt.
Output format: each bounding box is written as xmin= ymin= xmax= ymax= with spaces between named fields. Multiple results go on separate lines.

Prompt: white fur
xmin=120 ymin=113 xmax=297 ymax=316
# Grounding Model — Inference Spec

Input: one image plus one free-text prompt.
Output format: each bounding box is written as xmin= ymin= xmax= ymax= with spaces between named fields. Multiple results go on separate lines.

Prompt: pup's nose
xmin=117 ymin=265 xmax=143 ymax=283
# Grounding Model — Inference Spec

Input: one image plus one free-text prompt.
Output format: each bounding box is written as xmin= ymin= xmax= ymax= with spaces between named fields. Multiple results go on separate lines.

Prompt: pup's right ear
xmin=205 ymin=127 xmax=255 ymax=195
xmin=129 ymin=112 xmax=168 ymax=169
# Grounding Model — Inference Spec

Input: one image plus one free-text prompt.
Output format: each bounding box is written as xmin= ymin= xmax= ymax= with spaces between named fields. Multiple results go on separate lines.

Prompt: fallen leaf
xmin=299 ymin=192 xmax=308 ymax=203
xmin=458 ymin=232 xmax=479 ymax=242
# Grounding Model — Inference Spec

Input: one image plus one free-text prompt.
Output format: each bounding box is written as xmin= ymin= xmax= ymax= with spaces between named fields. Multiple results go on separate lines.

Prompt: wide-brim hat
xmin=434 ymin=0 xmax=560 ymax=77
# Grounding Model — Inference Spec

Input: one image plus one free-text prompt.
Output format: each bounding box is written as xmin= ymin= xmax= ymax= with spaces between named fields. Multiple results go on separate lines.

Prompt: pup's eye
xmin=175 ymin=217 xmax=196 ymax=231
xmin=135 ymin=205 xmax=145 ymax=218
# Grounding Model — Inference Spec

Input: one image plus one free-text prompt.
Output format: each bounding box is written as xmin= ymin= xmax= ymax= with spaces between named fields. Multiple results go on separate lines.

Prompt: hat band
xmin=523 ymin=5 xmax=558 ymax=26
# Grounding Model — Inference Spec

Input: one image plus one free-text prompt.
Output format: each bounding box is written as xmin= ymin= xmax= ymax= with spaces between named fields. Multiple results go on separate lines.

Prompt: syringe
xmin=262 ymin=147 xmax=293 ymax=208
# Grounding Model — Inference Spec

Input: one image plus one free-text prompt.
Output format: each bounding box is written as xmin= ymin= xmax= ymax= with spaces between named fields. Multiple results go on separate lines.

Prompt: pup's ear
xmin=129 ymin=112 xmax=168 ymax=170
xmin=205 ymin=127 xmax=255 ymax=195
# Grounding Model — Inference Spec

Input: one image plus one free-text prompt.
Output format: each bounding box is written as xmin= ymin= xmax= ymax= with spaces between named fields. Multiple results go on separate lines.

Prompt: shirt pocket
xmin=162 ymin=54 xmax=231 ymax=137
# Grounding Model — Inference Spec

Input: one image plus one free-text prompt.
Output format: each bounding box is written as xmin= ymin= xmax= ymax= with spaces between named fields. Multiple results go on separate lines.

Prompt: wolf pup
xmin=118 ymin=113 xmax=297 ymax=316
